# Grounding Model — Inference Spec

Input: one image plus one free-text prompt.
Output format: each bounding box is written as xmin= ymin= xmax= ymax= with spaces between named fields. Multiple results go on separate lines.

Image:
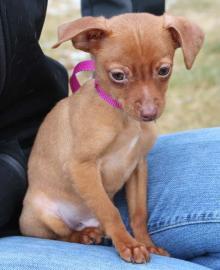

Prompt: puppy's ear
xmin=52 ymin=16 xmax=110 ymax=53
xmin=164 ymin=14 xmax=204 ymax=69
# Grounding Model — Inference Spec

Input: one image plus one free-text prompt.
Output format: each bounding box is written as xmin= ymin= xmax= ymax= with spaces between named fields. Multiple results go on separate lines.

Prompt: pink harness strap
xmin=70 ymin=60 xmax=122 ymax=110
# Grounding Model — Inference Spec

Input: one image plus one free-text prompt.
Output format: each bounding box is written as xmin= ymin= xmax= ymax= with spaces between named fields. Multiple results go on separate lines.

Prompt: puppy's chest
xmin=99 ymin=123 xmax=149 ymax=196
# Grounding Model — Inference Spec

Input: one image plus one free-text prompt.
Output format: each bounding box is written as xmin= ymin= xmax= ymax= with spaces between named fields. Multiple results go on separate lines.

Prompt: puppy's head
xmin=54 ymin=13 xmax=204 ymax=122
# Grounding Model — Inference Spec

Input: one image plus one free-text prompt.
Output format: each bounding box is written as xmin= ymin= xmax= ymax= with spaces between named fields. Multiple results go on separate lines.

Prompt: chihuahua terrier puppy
xmin=20 ymin=13 xmax=204 ymax=263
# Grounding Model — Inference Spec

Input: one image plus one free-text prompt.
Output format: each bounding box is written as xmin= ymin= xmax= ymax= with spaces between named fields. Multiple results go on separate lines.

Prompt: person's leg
xmin=81 ymin=0 xmax=165 ymax=18
xmin=0 ymin=140 xmax=27 ymax=236
xmin=132 ymin=0 xmax=165 ymax=15
xmin=152 ymin=224 xmax=220 ymax=270
xmin=81 ymin=0 xmax=132 ymax=18
xmin=115 ymin=127 xmax=220 ymax=269
xmin=190 ymin=253 xmax=220 ymax=270
xmin=0 ymin=236 xmax=210 ymax=269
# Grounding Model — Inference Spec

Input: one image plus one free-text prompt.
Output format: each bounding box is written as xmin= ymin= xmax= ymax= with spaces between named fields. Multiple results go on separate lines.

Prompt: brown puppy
xmin=20 ymin=13 xmax=204 ymax=263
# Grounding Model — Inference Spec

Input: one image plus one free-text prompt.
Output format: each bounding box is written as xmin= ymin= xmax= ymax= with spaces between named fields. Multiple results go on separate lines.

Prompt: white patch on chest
xmin=34 ymin=195 xmax=99 ymax=231
xmin=100 ymin=133 xmax=141 ymax=189
xmin=127 ymin=135 xmax=139 ymax=153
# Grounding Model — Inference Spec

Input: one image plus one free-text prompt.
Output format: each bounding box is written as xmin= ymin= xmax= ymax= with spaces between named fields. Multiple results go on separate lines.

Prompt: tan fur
xmin=20 ymin=13 xmax=204 ymax=263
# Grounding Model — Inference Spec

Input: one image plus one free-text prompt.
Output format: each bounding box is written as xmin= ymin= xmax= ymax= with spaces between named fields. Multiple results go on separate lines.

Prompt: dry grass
xmin=40 ymin=0 xmax=220 ymax=134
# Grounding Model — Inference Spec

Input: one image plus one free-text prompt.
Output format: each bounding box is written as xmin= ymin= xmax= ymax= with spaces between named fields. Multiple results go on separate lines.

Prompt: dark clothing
xmin=0 ymin=0 xmax=68 ymax=150
xmin=81 ymin=0 xmax=165 ymax=17
xmin=0 ymin=0 xmax=68 ymax=235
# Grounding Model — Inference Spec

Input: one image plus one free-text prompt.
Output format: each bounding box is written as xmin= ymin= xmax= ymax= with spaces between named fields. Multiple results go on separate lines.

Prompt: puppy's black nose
xmin=140 ymin=106 xmax=157 ymax=121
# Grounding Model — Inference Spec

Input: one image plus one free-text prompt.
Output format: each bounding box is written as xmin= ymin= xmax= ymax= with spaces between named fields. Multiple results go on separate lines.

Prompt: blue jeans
xmin=1 ymin=128 xmax=220 ymax=269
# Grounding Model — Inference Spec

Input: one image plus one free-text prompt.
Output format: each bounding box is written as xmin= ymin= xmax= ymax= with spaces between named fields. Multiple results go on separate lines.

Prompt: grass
xmin=40 ymin=0 xmax=220 ymax=134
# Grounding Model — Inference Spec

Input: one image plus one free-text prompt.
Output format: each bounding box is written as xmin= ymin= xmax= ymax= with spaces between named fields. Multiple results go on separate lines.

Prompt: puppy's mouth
xmin=141 ymin=115 xmax=157 ymax=122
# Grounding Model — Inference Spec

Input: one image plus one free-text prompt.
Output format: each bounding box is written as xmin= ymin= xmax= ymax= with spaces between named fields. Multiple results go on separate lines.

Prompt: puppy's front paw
xmin=120 ymin=243 xmax=149 ymax=263
xmin=138 ymin=234 xmax=170 ymax=257
xmin=113 ymin=234 xmax=150 ymax=263
xmin=146 ymin=246 xmax=170 ymax=257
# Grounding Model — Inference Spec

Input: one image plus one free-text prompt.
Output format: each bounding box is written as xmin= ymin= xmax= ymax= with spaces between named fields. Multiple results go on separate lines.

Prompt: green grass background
xmin=40 ymin=0 xmax=220 ymax=134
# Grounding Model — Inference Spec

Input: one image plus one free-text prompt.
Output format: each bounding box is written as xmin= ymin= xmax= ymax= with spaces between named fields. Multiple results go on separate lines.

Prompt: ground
xmin=40 ymin=0 xmax=220 ymax=134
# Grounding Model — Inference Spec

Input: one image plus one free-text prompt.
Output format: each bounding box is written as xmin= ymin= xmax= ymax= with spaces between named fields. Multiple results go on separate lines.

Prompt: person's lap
xmin=0 ymin=236 xmax=210 ymax=270
xmin=1 ymin=127 xmax=220 ymax=269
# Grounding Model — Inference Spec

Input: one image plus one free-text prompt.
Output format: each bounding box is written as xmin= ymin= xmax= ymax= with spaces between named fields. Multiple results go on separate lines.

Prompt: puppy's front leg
xmin=70 ymin=160 xmax=149 ymax=263
xmin=126 ymin=158 xmax=169 ymax=256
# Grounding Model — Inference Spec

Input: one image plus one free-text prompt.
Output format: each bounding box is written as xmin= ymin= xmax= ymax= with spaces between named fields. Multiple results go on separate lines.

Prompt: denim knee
xmin=147 ymin=128 xmax=220 ymax=257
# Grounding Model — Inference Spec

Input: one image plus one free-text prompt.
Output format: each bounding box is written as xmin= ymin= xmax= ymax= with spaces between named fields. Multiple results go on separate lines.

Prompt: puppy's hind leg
xmin=20 ymin=204 xmax=105 ymax=245
xmin=75 ymin=227 xmax=104 ymax=245
xmin=19 ymin=205 xmax=81 ymax=242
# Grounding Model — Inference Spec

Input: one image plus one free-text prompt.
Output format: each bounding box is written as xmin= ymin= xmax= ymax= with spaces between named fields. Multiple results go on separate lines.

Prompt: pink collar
xmin=70 ymin=60 xmax=122 ymax=110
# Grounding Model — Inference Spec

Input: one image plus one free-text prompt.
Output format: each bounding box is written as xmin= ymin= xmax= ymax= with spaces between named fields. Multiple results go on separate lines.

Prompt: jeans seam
xmin=148 ymin=212 xmax=220 ymax=234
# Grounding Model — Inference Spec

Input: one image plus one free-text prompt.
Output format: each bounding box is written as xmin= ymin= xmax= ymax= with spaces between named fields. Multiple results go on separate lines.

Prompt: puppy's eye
xmin=109 ymin=69 xmax=127 ymax=83
xmin=158 ymin=65 xmax=171 ymax=77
